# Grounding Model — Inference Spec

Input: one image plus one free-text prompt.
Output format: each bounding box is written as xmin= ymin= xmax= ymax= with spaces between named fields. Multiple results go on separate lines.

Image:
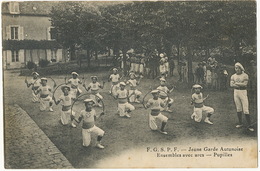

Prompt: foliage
xmin=26 ymin=61 xmax=36 ymax=70
xmin=49 ymin=1 xmax=256 ymax=81
xmin=39 ymin=59 xmax=50 ymax=68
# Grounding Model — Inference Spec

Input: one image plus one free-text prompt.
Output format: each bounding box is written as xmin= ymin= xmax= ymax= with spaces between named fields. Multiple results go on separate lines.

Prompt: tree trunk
xmin=87 ymin=49 xmax=90 ymax=68
xmin=122 ymin=49 xmax=127 ymax=75
xmin=187 ymin=46 xmax=193 ymax=84
xmin=70 ymin=45 xmax=76 ymax=60
xmin=177 ymin=43 xmax=180 ymax=63
xmin=108 ymin=48 xmax=111 ymax=56
xmin=233 ymin=40 xmax=241 ymax=62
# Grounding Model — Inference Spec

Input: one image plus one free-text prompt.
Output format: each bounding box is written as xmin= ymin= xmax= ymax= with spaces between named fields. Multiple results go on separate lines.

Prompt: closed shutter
xmin=6 ymin=50 xmax=12 ymax=64
xmin=19 ymin=49 xmax=25 ymax=65
xmin=6 ymin=26 xmax=10 ymax=40
xmin=19 ymin=26 xmax=24 ymax=40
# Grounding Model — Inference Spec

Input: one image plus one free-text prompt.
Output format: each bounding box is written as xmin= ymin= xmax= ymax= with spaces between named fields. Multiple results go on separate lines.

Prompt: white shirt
xmin=110 ymin=74 xmax=120 ymax=83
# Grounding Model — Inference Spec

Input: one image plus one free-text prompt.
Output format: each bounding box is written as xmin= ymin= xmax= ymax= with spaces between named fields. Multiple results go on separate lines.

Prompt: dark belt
xmin=235 ymin=87 xmax=247 ymax=90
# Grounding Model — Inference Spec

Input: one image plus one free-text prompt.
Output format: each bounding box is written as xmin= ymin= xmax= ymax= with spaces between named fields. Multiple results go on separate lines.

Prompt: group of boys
xmin=25 ymin=61 xmax=254 ymax=150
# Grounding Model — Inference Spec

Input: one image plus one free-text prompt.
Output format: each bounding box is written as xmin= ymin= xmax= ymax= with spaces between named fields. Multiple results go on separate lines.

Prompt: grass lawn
xmin=4 ymin=65 xmax=257 ymax=168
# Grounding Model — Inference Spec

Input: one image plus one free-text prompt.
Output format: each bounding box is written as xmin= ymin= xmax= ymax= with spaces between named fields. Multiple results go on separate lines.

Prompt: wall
xmin=3 ymin=14 xmax=52 ymax=40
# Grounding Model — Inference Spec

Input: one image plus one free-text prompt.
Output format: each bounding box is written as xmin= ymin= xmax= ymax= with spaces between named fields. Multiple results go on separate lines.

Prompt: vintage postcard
xmin=2 ymin=0 xmax=257 ymax=169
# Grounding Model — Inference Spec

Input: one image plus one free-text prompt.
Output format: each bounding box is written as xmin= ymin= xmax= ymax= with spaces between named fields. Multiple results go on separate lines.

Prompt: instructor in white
xmin=230 ymin=62 xmax=254 ymax=132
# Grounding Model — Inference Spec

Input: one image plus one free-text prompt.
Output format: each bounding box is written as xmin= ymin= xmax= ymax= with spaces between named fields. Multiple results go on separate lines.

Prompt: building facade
xmin=2 ymin=1 xmax=66 ymax=69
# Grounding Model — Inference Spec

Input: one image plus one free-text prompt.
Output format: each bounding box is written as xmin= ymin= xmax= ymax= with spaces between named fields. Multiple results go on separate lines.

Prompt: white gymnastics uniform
xmin=58 ymin=94 xmax=75 ymax=125
xmin=126 ymin=79 xmax=142 ymax=103
xmin=79 ymin=109 xmax=104 ymax=147
xmin=116 ymin=89 xmax=135 ymax=117
xmin=30 ymin=78 xmax=41 ymax=102
xmin=146 ymin=98 xmax=168 ymax=130
xmin=139 ymin=58 xmax=145 ymax=74
xmin=38 ymin=85 xmax=53 ymax=111
xmin=159 ymin=58 xmax=166 ymax=74
xmin=68 ymin=78 xmax=82 ymax=99
xmin=109 ymin=74 xmax=120 ymax=96
xmin=88 ymin=82 xmax=103 ymax=103
xmin=191 ymin=93 xmax=214 ymax=122
xmin=157 ymin=86 xmax=174 ymax=110
xmin=230 ymin=73 xmax=249 ymax=114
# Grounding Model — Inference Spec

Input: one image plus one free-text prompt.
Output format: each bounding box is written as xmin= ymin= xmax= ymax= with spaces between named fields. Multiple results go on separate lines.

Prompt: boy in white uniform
xmin=145 ymin=90 xmax=168 ymax=135
xmin=84 ymin=76 xmax=104 ymax=107
xmin=25 ymin=72 xmax=41 ymax=103
xmin=75 ymin=99 xmax=105 ymax=149
xmin=53 ymin=85 xmax=76 ymax=127
xmin=190 ymin=84 xmax=214 ymax=124
xmin=35 ymin=78 xmax=54 ymax=112
xmin=230 ymin=62 xmax=254 ymax=132
xmin=126 ymin=72 xmax=142 ymax=103
xmin=115 ymin=82 xmax=135 ymax=118
xmin=67 ymin=72 xmax=83 ymax=99
xmin=156 ymin=78 xmax=174 ymax=112
xmin=108 ymin=68 xmax=120 ymax=96
xmin=159 ymin=53 xmax=167 ymax=77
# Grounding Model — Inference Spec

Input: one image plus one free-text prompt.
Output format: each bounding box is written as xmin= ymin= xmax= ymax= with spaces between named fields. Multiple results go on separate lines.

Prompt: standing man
xmin=230 ymin=62 xmax=254 ymax=132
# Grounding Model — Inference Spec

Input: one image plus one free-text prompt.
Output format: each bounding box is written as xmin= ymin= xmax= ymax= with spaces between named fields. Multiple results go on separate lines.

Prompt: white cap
xmin=91 ymin=76 xmax=98 ymax=80
xmin=71 ymin=72 xmax=79 ymax=76
xmin=192 ymin=84 xmax=203 ymax=89
xmin=32 ymin=72 xmax=39 ymax=76
xmin=151 ymin=90 xmax=159 ymax=94
xmin=112 ymin=68 xmax=118 ymax=71
xmin=129 ymin=72 xmax=136 ymax=77
xmin=159 ymin=53 xmax=164 ymax=58
xmin=160 ymin=78 xmax=166 ymax=82
xmin=83 ymin=99 xmax=95 ymax=104
xmin=61 ymin=85 xmax=70 ymax=91
xmin=119 ymin=82 xmax=126 ymax=86
xmin=41 ymin=77 xmax=47 ymax=81
xmin=235 ymin=62 xmax=245 ymax=71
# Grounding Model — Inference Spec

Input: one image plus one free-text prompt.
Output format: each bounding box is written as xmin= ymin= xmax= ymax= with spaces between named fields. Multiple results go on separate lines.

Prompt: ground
xmin=4 ymin=67 xmax=257 ymax=168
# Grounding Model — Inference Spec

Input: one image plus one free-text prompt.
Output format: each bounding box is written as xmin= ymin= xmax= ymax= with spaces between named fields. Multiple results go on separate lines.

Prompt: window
xmin=9 ymin=2 xmax=20 ymax=14
xmin=6 ymin=26 xmax=23 ymax=40
xmin=48 ymin=27 xmax=57 ymax=40
xmin=12 ymin=50 xmax=19 ymax=62
xmin=11 ymin=26 xmax=19 ymax=40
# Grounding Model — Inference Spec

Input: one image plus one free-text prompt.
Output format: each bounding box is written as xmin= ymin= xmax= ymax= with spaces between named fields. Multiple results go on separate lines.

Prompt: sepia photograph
xmin=2 ymin=0 xmax=257 ymax=169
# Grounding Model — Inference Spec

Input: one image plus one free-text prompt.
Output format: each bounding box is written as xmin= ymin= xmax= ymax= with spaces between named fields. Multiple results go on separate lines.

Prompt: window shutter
xmin=6 ymin=50 xmax=12 ymax=63
xmin=6 ymin=26 xmax=10 ymax=40
xmin=19 ymin=26 xmax=24 ymax=40
xmin=19 ymin=49 xmax=24 ymax=64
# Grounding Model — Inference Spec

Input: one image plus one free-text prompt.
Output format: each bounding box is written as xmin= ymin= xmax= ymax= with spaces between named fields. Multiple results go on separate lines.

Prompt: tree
xmin=50 ymin=2 xmax=84 ymax=60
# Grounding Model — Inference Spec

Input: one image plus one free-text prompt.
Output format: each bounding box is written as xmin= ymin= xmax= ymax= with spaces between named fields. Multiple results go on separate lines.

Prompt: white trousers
xmin=234 ymin=90 xmax=249 ymax=114
xmin=39 ymin=96 xmax=53 ymax=111
xmin=192 ymin=105 xmax=214 ymax=122
xmin=111 ymin=84 xmax=120 ymax=96
xmin=149 ymin=113 xmax=168 ymax=130
xmin=82 ymin=125 xmax=104 ymax=147
xmin=118 ymin=102 xmax=135 ymax=117
xmin=90 ymin=93 xmax=103 ymax=105
xmin=32 ymin=90 xmax=39 ymax=102
xmin=129 ymin=89 xmax=142 ymax=102
xmin=60 ymin=109 xmax=75 ymax=125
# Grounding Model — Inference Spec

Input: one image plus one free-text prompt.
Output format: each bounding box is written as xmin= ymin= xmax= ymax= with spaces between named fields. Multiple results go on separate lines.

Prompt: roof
xmin=2 ymin=1 xmax=58 ymax=16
